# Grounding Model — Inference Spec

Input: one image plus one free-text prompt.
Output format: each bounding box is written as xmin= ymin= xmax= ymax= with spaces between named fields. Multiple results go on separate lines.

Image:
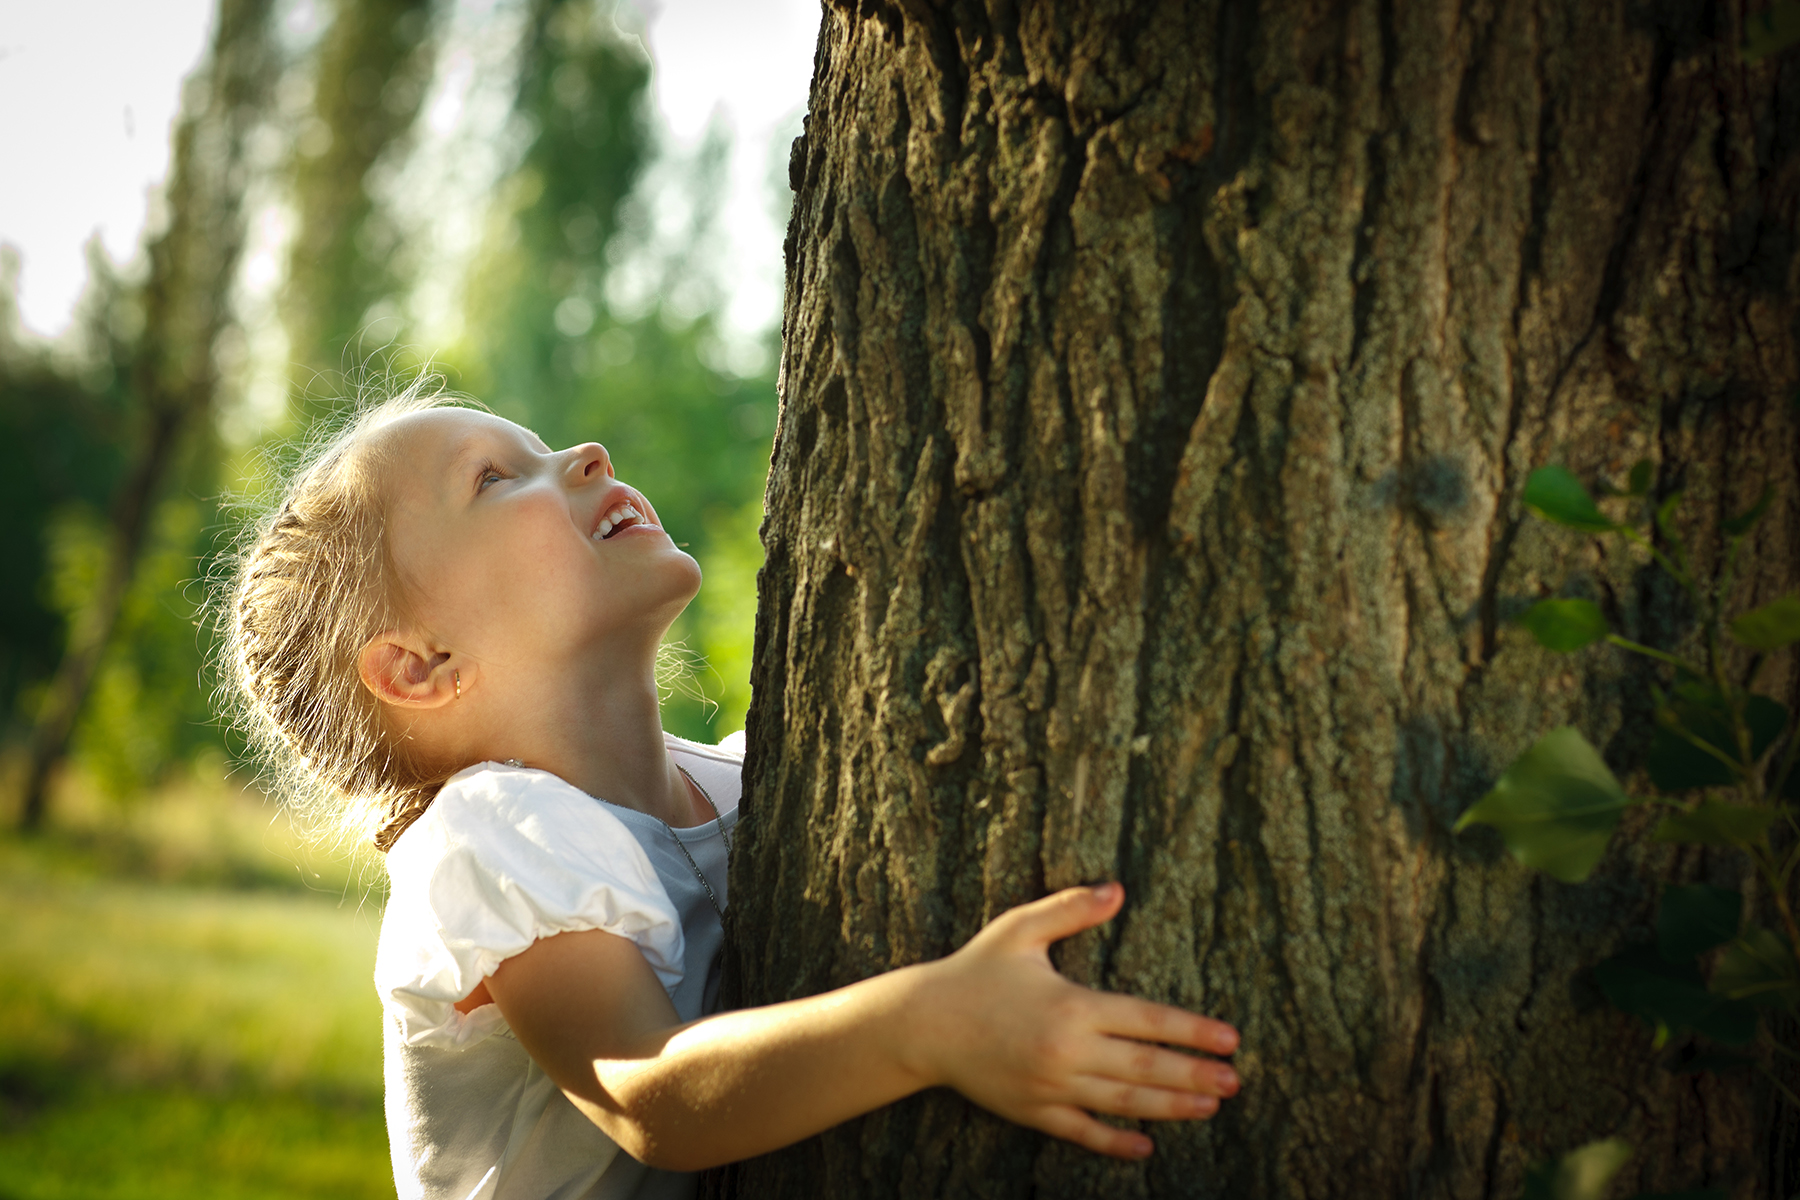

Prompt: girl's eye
xmin=477 ymin=466 xmax=504 ymax=492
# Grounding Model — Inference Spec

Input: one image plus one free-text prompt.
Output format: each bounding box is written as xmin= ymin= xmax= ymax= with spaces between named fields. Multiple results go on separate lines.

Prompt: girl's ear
xmin=358 ymin=632 xmax=455 ymax=709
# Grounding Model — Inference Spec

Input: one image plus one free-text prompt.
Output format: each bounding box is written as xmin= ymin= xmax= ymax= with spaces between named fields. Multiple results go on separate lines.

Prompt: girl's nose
xmin=565 ymin=442 xmax=613 ymax=482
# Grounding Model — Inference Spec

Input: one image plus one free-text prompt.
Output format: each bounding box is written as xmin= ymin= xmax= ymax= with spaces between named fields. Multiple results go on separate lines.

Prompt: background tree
xmin=722 ymin=1 xmax=1799 ymax=1196
xmin=280 ymin=0 xmax=437 ymax=401
xmin=0 ymin=248 xmax=136 ymax=780
xmin=15 ymin=0 xmax=278 ymax=830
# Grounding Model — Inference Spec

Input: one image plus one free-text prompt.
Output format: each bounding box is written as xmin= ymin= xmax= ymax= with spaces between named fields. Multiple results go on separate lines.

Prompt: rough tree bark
xmin=721 ymin=1 xmax=1799 ymax=1196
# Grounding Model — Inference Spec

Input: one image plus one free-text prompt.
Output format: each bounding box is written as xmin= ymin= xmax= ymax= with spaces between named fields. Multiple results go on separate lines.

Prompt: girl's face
xmin=377 ymin=408 xmax=701 ymax=666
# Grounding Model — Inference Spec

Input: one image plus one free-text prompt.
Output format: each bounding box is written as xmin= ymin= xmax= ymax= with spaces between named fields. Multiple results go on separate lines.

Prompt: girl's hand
xmin=902 ymin=883 xmax=1240 ymax=1159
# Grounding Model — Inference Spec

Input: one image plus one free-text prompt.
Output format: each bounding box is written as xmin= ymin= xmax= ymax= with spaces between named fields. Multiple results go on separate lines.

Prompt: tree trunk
xmin=280 ymin=0 xmax=435 ymax=403
xmin=19 ymin=0 xmax=276 ymax=831
xmin=721 ymin=1 xmax=1799 ymax=1196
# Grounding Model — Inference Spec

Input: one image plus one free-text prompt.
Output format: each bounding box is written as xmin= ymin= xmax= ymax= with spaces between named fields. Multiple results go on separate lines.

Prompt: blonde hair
xmin=219 ymin=379 xmax=466 ymax=851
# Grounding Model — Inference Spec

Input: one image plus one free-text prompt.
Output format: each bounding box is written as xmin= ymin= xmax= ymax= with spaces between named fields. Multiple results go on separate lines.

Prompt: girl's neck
xmin=467 ymin=647 xmax=705 ymax=828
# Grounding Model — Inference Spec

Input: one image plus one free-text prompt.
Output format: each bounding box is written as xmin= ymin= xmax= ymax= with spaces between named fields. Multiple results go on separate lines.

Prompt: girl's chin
xmin=624 ymin=556 xmax=706 ymax=625
xmin=592 ymin=526 xmax=700 ymax=579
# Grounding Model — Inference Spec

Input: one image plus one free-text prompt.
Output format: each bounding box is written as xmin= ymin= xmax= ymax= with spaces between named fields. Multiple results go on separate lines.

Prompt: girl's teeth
xmin=593 ymin=502 xmax=648 ymax=542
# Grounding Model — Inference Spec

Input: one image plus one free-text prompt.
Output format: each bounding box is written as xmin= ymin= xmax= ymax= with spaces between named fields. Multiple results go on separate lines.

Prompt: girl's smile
xmin=590 ymin=494 xmax=655 ymax=541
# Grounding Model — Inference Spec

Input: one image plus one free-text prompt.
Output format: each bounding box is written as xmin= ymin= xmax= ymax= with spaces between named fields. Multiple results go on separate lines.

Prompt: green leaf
xmin=1655 ymin=490 xmax=1684 ymax=547
xmin=1626 ymin=459 xmax=1654 ymax=497
xmin=1524 ymin=466 xmax=1615 ymax=533
xmin=1656 ymin=885 xmax=1741 ymax=961
xmin=1647 ymin=730 xmax=1736 ymax=791
xmin=1646 ymin=686 xmax=1788 ymax=793
xmin=1711 ymin=927 xmax=1800 ymax=1009
xmin=1731 ymin=692 xmax=1782 ymax=756
xmin=1721 ymin=485 xmax=1773 ymax=538
xmin=1652 ymin=803 xmax=1777 ymax=848
xmin=1518 ymin=598 xmax=1610 ymax=653
xmin=1522 ymin=1139 xmax=1633 ymax=1200
xmin=1595 ymin=945 xmax=1758 ymax=1045
xmin=1455 ymin=727 xmax=1634 ymax=882
xmin=1729 ymin=595 xmax=1800 ymax=651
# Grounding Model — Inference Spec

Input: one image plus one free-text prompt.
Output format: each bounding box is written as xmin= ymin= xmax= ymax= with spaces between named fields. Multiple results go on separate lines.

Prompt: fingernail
xmin=1091 ymin=882 xmax=1120 ymax=900
xmin=1130 ymin=1137 xmax=1154 ymax=1158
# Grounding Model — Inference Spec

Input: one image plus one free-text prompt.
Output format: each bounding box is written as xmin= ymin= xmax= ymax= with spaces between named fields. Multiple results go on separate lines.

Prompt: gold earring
xmin=454 ymin=669 xmax=461 ymax=700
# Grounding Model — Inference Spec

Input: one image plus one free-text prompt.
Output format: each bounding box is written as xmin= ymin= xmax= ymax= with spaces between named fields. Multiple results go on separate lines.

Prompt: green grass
xmin=0 ymin=768 xmax=394 ymax=1199
xmin=0 ymin=1090 xmax=392 ymax=1200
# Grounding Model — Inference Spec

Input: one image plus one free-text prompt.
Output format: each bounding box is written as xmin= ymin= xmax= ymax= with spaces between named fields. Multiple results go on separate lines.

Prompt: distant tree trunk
xmin=720 ymin=1 xmax=1799 ymax=1196
xmin=280 ymin=0 xmax=435 ymax=402
xmin=19 ymin=0 xmax=277 ymax=831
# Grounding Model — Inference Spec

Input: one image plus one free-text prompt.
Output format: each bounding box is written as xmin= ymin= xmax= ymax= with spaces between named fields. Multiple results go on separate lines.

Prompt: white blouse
xmin=375 ymin=733 xmax=742 ymax=1200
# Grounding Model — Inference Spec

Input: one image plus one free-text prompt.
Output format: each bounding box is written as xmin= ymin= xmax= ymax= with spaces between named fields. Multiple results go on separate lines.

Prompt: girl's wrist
xmin=871 ymin=959 xmax=952 ymax=1093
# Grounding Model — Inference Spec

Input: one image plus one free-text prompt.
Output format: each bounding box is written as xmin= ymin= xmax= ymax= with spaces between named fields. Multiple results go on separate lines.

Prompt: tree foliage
xmin=9 ymin=0 xmax=280 ymax=825
xmin=0 ymin=253 xmax=136 ymax=745
xmin=282 ymin=0 xmax=438 ymax=400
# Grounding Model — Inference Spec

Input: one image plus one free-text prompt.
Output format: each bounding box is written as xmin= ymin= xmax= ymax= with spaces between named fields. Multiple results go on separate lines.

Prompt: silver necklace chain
xmin=666 ymin=764 xmax=731 ymax=922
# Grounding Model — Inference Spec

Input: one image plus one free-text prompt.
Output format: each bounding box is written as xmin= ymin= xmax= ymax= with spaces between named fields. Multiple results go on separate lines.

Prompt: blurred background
xmin=0 ymin=0 xmax=815 ymax=1194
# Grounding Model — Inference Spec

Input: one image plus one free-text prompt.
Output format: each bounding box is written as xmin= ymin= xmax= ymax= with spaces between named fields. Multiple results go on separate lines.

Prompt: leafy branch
xmin=1456 ymin=463 xmax=1800 ymax=1193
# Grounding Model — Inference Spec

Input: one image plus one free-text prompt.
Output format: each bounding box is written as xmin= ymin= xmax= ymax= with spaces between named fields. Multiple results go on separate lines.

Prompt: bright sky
xmin=636 ymin=0 xmax=820 ymax=343
xmin=0 ymin=0 xmax=819 ymax=340
xmin=642 ymin=0 xmax=817 ymax=144
xmin=0 ymin=1 xmax=214 ymax=334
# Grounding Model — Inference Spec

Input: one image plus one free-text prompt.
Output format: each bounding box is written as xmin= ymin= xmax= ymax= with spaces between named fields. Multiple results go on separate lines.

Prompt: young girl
xmin=223 ymin=390 xmax=1241 ymax=1199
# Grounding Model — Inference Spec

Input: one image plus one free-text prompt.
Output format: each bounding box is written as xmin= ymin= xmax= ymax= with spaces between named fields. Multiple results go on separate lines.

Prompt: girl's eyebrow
xmin=446 ymin=438 xmax=488 ymax=474
xmin=441 ymin=420 xmax=547 ymax=475
xmin=442 ymin=436 xmax=504 ymax=493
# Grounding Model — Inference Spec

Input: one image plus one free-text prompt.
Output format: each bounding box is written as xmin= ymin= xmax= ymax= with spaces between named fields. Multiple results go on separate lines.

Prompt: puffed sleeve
xmin=374 ymin=763 xmax=685 ymax=1050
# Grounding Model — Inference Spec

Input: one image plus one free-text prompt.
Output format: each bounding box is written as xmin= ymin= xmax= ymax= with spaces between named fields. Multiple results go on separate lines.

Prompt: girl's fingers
xmin=987 ymin=883 xmax=1126 ymax=950
xmin=1033 ymin=1104 xmax=1156 ymax=1160
xmin=1089 ymin=991 xmax=1240 ymax=1057
xmin=1064 ymin=1074 xmax=1224 ymax=1122
xmin=1079 ymin=1035 xmax=1240 ymax=1098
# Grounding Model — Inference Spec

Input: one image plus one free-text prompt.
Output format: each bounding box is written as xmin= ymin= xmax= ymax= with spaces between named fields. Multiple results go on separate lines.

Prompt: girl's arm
xmin=481 ymin=883 xmax=1240 ymax=1171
